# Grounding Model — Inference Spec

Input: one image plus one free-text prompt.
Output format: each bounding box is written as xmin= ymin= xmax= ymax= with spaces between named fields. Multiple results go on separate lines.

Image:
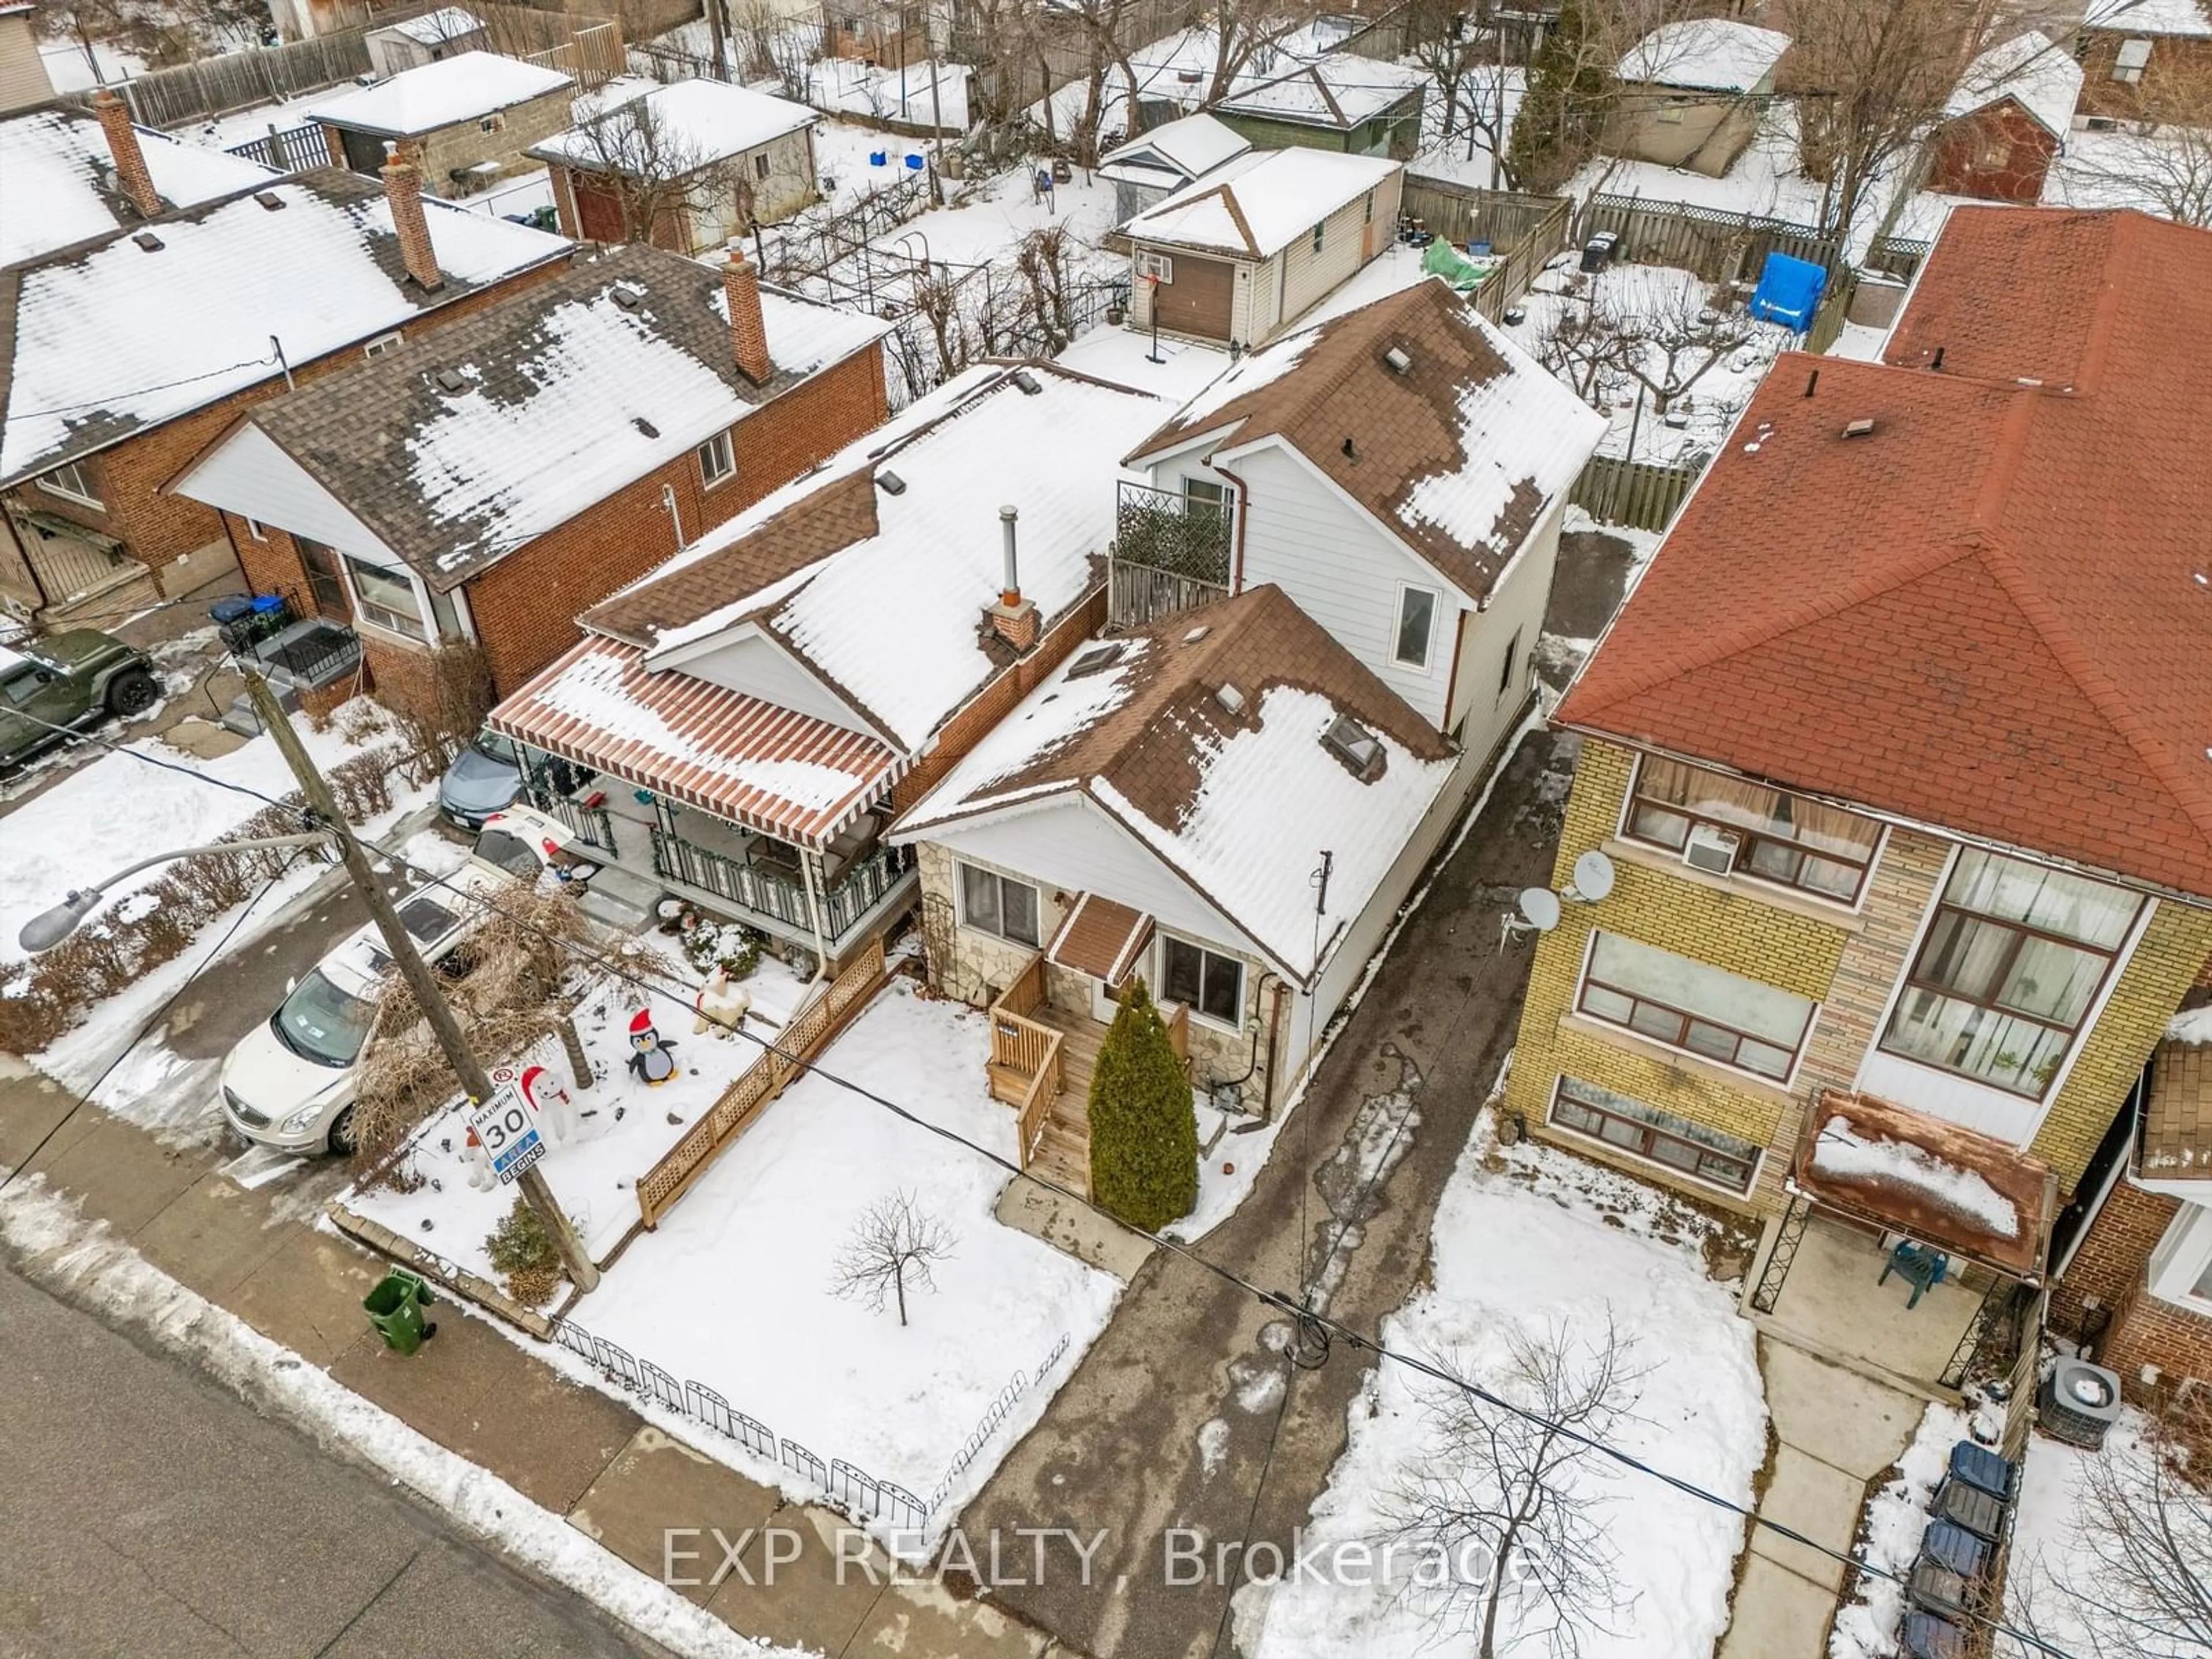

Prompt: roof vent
xmin=132 ymin=230 xmax=163 ymax=252
xmin=1183 ymin=624 xmax=1211 ymax=643
xmin=633 ymin=417 xmax=660 ymax=439
xmin=609 ymin=283 xmax=646 ymax=312
xmin=1067 ymin=643 xmax=1124 ymax=679
xmin=876 ymin=470 xmax=906 ymax=495
xmin=1323 ymin=714 xmax=1385 ymax=781
xmin=434 ymin=368 xmax=471 ymax=394
xmin=1214 ymin=683 xmax=1245 ymax=716
xmin=1012 ymin=369 xmax=1043 ymax=395
xmin=1340 ymin=436 xmax=1358 ymax=460
xmin=1842 ymin=418 xmax=1876 ymax=439
xmin=1382 ymin=346 xmax=1412 ymax=375
xmin=255 ymin=190 xmax=285 ymax=211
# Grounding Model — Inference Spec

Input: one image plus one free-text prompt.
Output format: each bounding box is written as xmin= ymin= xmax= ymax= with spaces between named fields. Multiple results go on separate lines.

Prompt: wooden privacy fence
xmin=1577 ymin=194 xmax=1842 ymax=285
xmin=986 ymin=953 xmax=1063 ymax=1169
xmin=225 ymin=120 xmax=328 ymax=171
xmin=1571 ymin=452 xmax=1706 ymax=535
xmin=1400 ymin=179 xmax=1574 ymax=325
xmin=112 ymin=33 xmax=374 ymax=127
xmin=1865 ymin=234 xmax=1932 ymax=284
xmin=635 ymin=935 xmax=888 ymax=1226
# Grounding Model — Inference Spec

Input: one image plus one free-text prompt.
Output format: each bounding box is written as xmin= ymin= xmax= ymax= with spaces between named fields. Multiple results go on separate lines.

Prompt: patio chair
xmin=1944 ymin=1441 xmax=2018 ymax=1502
xmin=1897 ymin=1609 xmax=1970 ymax=1659
xmin=1927 ymin=1474 xmax=2006 ymax=1543
xmin=1879 ymin=1240 xmax=1950 ymax=1309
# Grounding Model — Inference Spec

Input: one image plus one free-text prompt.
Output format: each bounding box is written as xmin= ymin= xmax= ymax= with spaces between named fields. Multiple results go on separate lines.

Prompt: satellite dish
xmin=1570 ymin=850 xmax=1616 ymax=903
xmin=1517 ymin=888 xmax=1562 ymax=932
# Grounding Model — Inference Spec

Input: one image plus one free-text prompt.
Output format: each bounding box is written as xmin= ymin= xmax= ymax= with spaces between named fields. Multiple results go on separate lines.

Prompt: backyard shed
xmin=312 ymin=51 xmax=577 ymax=198
xmin=1605 ymin=18 xmax=1791 ymax=176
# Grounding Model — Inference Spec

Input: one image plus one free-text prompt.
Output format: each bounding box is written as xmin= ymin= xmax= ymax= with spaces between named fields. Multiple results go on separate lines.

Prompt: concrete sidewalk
xmin=0 ymin=1063 xmax=1078 ymax=1659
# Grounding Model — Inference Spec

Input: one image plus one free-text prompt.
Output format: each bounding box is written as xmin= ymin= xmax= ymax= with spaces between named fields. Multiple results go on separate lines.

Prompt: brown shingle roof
xmin=1126 ymin=279 xmax=1604 ymax=600
xmin=2142 ymin=1025 xmax=2212 ymax=1180
xmin=1558 ymin=207 xmax=2212 ymax=900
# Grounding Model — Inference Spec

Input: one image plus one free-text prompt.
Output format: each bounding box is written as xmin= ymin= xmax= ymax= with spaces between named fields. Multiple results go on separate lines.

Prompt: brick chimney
xmin=987 ymin=505 xmax=1040 ymax=651
xmin=722 ymin=245 xmax=773 ymax=385
xmin=381 ymin=141 xmax=444 ymax=293
xmin=93 ymin=89 xmax=160 ymax=220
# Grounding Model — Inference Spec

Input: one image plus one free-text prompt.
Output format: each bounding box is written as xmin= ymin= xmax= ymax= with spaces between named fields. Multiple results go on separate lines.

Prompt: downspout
xmin=1213 ymin=461 xmax=1252 ymax=594
xmin=798 ymin=846 xmax=832 ymax=982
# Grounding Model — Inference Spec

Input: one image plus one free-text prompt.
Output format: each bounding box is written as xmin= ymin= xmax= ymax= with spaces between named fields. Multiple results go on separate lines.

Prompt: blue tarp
xmin=1748 ymin=251 xmax=1828 ymax=331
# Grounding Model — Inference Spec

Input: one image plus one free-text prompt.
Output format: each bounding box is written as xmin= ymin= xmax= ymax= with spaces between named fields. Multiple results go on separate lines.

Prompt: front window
xmin=1880 ymin=848 xmax=2142 ymax=1099
xmin=346 ymin=555 xmax=432 ymax=641
xmin=753 ymin=151 xmax=770 ymax=180
xmin=1578 ymin=930 xmax=1815 ymax=1081
xmin=38 ymin=460 xmax=102 ymax=509
xmin=1162 ymin=934 xmax=1243 ymax=1027
xmin=1394 ymin=585 xmax=1437 ymax=668
xmin=699 ymin=430 xmax=736 ymax=488
xmin=959 ymin=860 xmax=1039 ymax=947
xmin=1624 ymin=754 xmax=1882 ymax=903
xmin=1548 ymin=1075 xmax=1759 ymax=1193
xmin=271 ymin=969 xmax=376 ymax=1068
xmin=1497 ymin=626 xmax=1522 ymax=699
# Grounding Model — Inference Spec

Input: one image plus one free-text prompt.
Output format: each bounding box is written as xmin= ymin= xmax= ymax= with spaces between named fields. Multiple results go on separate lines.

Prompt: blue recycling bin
xmin=868 ymin=149 xmax=887 ymax=166
xmin=905 ymin=153 xmax=924 ymax=170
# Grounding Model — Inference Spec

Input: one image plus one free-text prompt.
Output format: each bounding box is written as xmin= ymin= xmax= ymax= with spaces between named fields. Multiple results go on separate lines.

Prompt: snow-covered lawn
xmin=1239 ymin=1114 xmax=1767 ymax=1659
xmin=346 ymin=950 xmax=816 ymax=1268
xmin=1054 ymin=320 xmax=1232 ymax=400
xmin=812 ymin=117 xmax=931 ymax=210
xmin=870 ymin=159 xmax=1122 ymax=276
xmin=809 ymin=57 xmax=969 ymax=132
xmin=550 ymin=980 xmax=1120 ymax=1521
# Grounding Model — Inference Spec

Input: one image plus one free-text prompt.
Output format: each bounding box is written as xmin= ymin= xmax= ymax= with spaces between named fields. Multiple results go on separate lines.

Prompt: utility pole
xmin=926 ymin=47 xmax=945 ymax=206
xmin=244 ymin=673 xmax=600 ymax=1294
xmin=706 ymin=0 xmax=729 ymax=84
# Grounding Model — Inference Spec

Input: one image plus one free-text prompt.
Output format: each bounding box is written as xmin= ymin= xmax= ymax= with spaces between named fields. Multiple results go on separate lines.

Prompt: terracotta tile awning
xmin=1047 ymin=895 xmax=1154 ymax=986
xmin=1794 ymin=1090 xmax=2057 ymax=1279
xmin=489 ymin=637 xmax=903 ymax=849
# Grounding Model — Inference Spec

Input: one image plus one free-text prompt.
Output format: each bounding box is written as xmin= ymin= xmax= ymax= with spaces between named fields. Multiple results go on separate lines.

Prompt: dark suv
xmin=0 ymin=630 xmax=159 ymax=772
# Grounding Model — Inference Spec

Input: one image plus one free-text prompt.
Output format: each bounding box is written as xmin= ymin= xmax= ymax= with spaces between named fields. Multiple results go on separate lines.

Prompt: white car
xmin=219 ymin=806 xmax=582 ymax=1154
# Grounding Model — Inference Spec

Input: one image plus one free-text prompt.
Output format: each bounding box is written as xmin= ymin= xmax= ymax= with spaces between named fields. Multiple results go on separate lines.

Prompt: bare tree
xmin=2053 ymin=65 xmax=2212 ymax=227
xmin=1203 ymin=1 xmax=1321 ymax=105
xmin=2006 ymin=1397 xmax=2212 ymax=1659
xmin=1535 ymin=292 xmax=1637 ymax=406
xmin=563 ymin=92 xmax=753 ymax=248
xmin=729 ymin=0 xmax=818 ymax=100
xmin=1505 ymin=0 xmax=1700 ymax=194
xmin=1608 ymin=281 xmax=1755 ymax=414
xmin=1378 ymin=1314 xmax=1647 ymax=1659
xmin=831 ymin=1189 xmax=956 ymax=1326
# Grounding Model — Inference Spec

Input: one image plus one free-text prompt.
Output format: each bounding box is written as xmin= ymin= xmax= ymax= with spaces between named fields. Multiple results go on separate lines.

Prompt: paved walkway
xmin=0 ymin=1062 xmax=1074 ymax=1659
xmin=1718 ymin=1336 xmax=1922 ymax=1658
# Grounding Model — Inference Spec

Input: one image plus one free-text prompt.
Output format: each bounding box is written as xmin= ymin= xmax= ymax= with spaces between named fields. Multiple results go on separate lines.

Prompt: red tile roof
xmin=1559 ymin=207 xmax=2212 ymax=898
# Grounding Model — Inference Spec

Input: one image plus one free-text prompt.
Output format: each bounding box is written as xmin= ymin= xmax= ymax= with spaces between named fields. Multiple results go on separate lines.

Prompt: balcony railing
xmin=649 ymin=830 xmax=912 ymax=946
xmin=1110 ymin=479 xmax=1233 ymax=628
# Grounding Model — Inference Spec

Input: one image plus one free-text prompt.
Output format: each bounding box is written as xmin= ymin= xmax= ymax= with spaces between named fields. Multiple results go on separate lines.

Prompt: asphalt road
xmin=0 ymin=1260 xmax=660 ymax=1659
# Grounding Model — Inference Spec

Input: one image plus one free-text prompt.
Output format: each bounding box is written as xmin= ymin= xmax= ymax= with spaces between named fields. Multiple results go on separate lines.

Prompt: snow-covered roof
xmin=0 ymin=171 xmax=571 ymax=488
xmin=1214 ymin=56 xmax=1429 ymax=131
xmin=1130 ymin=278 xmax=1604 ymax=601
xmin=581 ymin=364 xmax=1167 ymax=753
xmin=1617 ymin=19 xmax=1791 ymax=92
xmin=179 ymin=245 xmax=888 ymax=586
xmin=1124 ymin=148 xmax=1402 ymax=259
xmin=528 ymin=78 xmax=816 ymax=175
xmin=2083 ymin=0 xmax=2211 ymax=35
xmin=1812 ymin=1117 xmax=2020 ymax=1239
xmin=1945 ymin=31 xmax=2083 ymax=137
xmin=895 ymin=584 xmax=1458 ymax=984
xmin=373 ymin=5 xmax=485 ymax=44
xmin=311 ymin=51 xmax=574 ymax=137
xmin=1097 ymin=112 xmax=1249 ymax=188
xmin=0 ymin=105 xmax=280 ymax=270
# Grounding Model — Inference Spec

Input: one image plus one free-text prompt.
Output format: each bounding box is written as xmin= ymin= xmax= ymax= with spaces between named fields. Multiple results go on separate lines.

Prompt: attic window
xmin=633 ymin=416 xmax=660 ymax=439
xmin=1012 ymin=369 xmax=1043 ymax=395
xmin=1323 ymin=714 xmax=1385 ymax=781
xmin=434 ymin=368 xmax=471 ymax=394
xmin=876 ymin=471 xmax=906 ymax=495
xmin=255 ymin=191 xmax=285 ymax=210
xmin=132 ymin=230 xmax=163 ymax=252
xmin=1384 ymin=346 xmax=1412 ymax=374
xmin=1067 ymin=643 xmax=1124 ymax=679
xmin=610 ymin=284 xmax=646 ymax=312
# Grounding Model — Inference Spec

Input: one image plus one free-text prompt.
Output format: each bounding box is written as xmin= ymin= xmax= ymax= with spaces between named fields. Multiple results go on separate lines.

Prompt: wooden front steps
xmin=1027 ymin=1006 xmax=1103 ymax=1199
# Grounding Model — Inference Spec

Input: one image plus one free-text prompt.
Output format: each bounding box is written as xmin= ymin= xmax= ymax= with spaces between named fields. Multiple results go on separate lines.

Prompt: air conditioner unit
xmin=1682 ymin=824 xmax=1741 ymax=876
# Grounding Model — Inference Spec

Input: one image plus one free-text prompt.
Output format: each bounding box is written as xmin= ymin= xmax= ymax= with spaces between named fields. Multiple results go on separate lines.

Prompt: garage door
xmin=1152 ymin=253 xmax=1234 ymax=342
xmin=572 ymin=174 xmax=629 ymax=244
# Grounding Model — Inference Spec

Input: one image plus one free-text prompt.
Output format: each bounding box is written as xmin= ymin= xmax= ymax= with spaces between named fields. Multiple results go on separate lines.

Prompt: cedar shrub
xmin=1087 ymin=978 xmax=1198 ymax=1231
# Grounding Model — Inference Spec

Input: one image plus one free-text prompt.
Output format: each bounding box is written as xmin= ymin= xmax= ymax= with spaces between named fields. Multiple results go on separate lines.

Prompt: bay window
xmin=1880 ymin=849 xmax=2141 ymax=1098
xmin=1162 ymin=934 xmax=1243 ymax=1027
xmin=1577 ymin=930 xmax=1815 ymax=1081
xmin=1624 ymin=754 xmax=1881 ymax=903
xmin=959 ymin=861 xmax=1039 ymax=948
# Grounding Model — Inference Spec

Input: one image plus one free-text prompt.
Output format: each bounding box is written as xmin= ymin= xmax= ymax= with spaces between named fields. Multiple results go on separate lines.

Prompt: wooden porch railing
xmin=1165 ymin=1000 xmax=1188 ymax=1065
xmin=988 ymin=952 xmax=1064 ymax=1168
xmin=636 ymin=936 xmax=888 ymax=1228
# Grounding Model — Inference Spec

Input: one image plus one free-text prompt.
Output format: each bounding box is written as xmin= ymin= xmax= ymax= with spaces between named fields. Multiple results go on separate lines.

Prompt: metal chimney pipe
xmin=999 ymin=505 xmax=1020 ymax=605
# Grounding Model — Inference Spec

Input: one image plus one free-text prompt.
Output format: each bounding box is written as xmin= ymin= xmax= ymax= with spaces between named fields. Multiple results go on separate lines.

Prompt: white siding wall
xmin=675 ymin=633 xmax=877 ymax=734
xmin=1445 ymin=493 xmax=1565 ymax=760
xmin=1275 ymin=168 xmax=1402 ymax=335
xmin=173 ymin=426 xmax=404 ymax=564
xmin=1205 ymin=446 xmax=1459 ymax=729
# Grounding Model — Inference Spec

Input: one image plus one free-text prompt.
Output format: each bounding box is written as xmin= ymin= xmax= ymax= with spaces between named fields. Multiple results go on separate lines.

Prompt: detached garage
xmin=1122 ymin=148 xmax=1403 ymax=350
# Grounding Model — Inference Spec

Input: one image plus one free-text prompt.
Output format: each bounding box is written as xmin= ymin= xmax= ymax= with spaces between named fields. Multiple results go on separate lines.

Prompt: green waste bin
xmin=363 ymin=1269 xmax=438 ymax=1355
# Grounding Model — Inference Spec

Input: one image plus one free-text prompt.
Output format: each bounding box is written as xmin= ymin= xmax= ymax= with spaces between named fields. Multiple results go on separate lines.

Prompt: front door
xmin=295 ymin=537 xmax=351 ymax=620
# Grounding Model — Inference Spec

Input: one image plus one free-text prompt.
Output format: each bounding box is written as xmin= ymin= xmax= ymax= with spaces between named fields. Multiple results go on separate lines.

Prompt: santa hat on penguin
xmin=626 ymin=1007 xmax=678 ymax=1085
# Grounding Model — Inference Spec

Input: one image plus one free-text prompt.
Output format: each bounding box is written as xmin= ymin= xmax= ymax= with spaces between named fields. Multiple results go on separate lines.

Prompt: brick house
xmin=0 ymin=112 xmax=570 ymax=620
xmin=168 ymin=244 xmax=890 ymax=715
xmin=529 ymin=79 xmax=820 ymax=251
xmin=483 ymin=362 xmax=1168 ymax=962
xmin=1503 ymin=205 xmax=2212 ymax=1393
xmin=2075 ymin=0 xmax=2212 ymax=123
xmin=893 ymin=278 xmax=1602 ymax=1191
xmin=1927 ymin=31 xmax=2082 ymax=203
xmin=311 ymin=51 xmax=577 ymax=199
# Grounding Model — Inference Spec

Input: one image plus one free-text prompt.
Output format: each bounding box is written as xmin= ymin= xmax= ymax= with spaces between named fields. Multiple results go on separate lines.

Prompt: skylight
xmin=1067 ymin=643 xmax=1125 ymax=679
xmin=1323 ymin=714 xmax=1384 ymax=780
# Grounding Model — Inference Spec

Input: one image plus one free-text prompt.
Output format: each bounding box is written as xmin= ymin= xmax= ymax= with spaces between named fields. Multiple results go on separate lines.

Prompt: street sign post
xmin=470 ymin=1083 xmax=545 ymax=1184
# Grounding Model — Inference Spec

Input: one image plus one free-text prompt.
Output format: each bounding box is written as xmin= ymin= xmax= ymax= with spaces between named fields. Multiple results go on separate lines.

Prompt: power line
xmin=5 ymin=350 xmax=283 ymax=424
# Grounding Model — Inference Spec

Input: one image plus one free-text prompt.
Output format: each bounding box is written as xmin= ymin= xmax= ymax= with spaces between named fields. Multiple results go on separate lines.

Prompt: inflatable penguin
xmin=694 ymin=967 xmax=753 ymax=1039
xmin=626 ymin=1009 xmax=679 ymax=1085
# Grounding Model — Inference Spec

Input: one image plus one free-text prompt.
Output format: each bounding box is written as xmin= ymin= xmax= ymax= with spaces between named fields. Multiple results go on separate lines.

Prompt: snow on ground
xmin=872 ymin=158 xmax=1121 ymax=276
xmin=809 ymin=57 xmax=969 ymax=132
xmin=1054 ymin=320 xmax=1231 ymax=400
xmin=811 ymin=116 xmax=930 ymax=210
xmin=38 ymin=39 xmax=149 ymax=94
xmin=1828 ymin=1400 xmax=1973 ymax=1659
xmin=347 ymin=950 xmax=813 ymax=1268
xmin=2041 ymin=123 xmax=2209 ymax=219
xmin=2003 ymin=1412 xmax=2180 ymax=1656
xmin=1238 ymin=1112 xmax=1766 ymax=1659
xmin=1408 ymin=69 xmax=1525 ymax=191
xmin=0 ymin=1177 xmax=791 ymax=1659
xmin=546 ymin=980 xmax=1119 ymax=1522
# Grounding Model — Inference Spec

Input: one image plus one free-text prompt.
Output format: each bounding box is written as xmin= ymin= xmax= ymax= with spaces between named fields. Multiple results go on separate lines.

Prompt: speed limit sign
xmin=469 ymin=1083 xmax=544 ymax=1184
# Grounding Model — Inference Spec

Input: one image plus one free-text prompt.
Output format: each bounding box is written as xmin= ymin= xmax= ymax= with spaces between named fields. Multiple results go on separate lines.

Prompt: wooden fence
xmin=1400 ymin=179 xmax=1574 ymax=326
xmin=986 ymin=953 xmax=1064 ymax=1169
xmin=1570 ymin=452 xmax=1705 ymax=535
xmin=225 ymin=120 xmax=329 ymax=171
xmin=1865 ymin=234 xmax=1932 ymax=284
xmin=635 ymin=936 xmax=889 ymax=1227
xmin=1577 ymin=194 xmax=1842 ymax=285
xmin=1804 ymin=268 xmax=1858 ymax=355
